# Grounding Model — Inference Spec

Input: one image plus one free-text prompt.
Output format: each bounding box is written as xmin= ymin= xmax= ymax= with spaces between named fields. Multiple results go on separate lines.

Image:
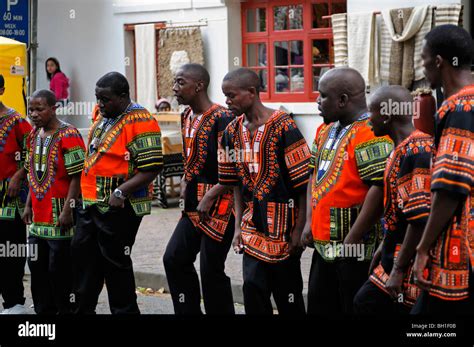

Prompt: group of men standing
xmin=0 ymin=24 xmax=472 ymax=315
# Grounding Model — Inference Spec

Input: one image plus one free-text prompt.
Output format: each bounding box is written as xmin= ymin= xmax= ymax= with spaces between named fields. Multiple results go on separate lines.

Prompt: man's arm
xmin=58 ymin=174 xmax=81 ymax=231
xmin=301 ymin=173 xmax=314 ymax=247
xmin=109 ymin=170 xmax=160 ymax=208
xmin=344 ymin=185 xmax=384 ymax=244
xmin=385 ymin=222 xmax=424 ymax=298
xmin=413 ymin=190 xmax=461 ymax=290
xmin=289 ymin=188 xmax=306 ymax=255
xmin=232 ymin=185 xmax=244 ymax=253
xmin=7 ymin=167 xmax=26 ymax=197
xmin=196 ymin=183 xmax=232 ymax=221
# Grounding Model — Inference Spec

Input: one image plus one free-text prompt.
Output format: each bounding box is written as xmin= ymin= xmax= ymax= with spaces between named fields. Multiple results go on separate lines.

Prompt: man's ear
xmin=196 ymin=81 xmax=205 ymax=93
xmin=339 ymin=94 xmax=349 ymax=108
xmin=435 ymin=55 xmax=443 ymax=69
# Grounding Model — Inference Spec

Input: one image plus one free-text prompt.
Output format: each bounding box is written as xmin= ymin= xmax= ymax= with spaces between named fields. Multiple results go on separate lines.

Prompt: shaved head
xmin=320 ymin=67 xmax=366 ymax=97
xmin=178 ymin=63 xmax=210 ymax=89
xmin=370 ymin=85 xmax=414 ymax=119
xmin=223 ymin=68 xmax=261 ymax=93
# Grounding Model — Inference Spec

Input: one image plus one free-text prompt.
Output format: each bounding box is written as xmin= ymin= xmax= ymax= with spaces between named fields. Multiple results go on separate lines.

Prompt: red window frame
xmin=241 ymin=0 xmax=345 ymax=102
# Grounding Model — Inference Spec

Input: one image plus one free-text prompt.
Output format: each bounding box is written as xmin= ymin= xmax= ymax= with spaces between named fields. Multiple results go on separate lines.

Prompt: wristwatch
xmin=113 ymin=188 xmax=127 ymax=200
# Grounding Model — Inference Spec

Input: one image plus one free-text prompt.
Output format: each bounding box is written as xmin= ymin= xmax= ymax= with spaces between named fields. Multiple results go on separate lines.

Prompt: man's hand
xmin=288 ymin=224 xmax=304 ymax=256
xmin=7 ymin=171 xmax=23 ymax=198
xmin=413 ymin=247 xmax=432 ymax=291
xmin=300 ymin=222 xmax=313 ymax=247
xmin=385 ymin=266 xmax=404 ymax=299
xmin=343 ymin=233 xmax=363 ymax=246
xmin=108 ymin=194 xmax=125 ymax=208
xmin=368 ymin=242 xmax=383 ymax=275
xmin=58 ymin=208 xmax=74 ymax=232
xmin=180 ymin=179 xmax=187 ymax=201
xmin=232 ymin=226 xmax=243 ymax=254
xmin=22 ymin=206 xmax=33 ymax=225
xmin=196 ymin=193 xmax=217 ymax=222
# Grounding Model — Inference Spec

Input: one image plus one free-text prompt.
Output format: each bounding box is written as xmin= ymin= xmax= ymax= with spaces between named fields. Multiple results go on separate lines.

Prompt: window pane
xmin=274 ymin=41 xmax=289 ymax=66
xmin=312 ymin=3 xmax=329 ymax=28
xmin=313 ymin=66 xmax=332 ymax=91
xmin=247 ymin=43 xmax=267 ymax=67
xmin=275 ymin=68 xmax=289 ymax=93
xmin=289 ymin=5 xmax=303 ymax=30
xmin=290 ymin=68 xmax=304 ymax=92
xmin=312 ymin=40 xmax=332 ymax=64
xmin=247 ymin=44 xmax=258 ymax=67
xmin=246 ymin=8 xmax=266 ymax=32
xmin=274 ymin=5 xmax=303 ymax=30
xmin=290 ymin=40 xmax=304 ymax=65
xmin=332 ymin=1 xmax=347 ymax=15
xmin=256 ymin=69 xmax=268 ymax=92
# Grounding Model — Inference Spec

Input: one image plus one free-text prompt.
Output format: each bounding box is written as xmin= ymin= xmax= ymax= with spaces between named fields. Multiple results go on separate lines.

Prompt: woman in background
xmin=45 ymin=57 xmax=69 ymax=106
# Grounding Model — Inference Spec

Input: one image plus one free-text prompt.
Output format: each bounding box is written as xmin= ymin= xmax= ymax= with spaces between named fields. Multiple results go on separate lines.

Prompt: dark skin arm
xmin=301 ymin=173 xmax=314 ymax=247
xmin=414 ymin=190 xmax=461 ymax=291
xmin=22 ymin=190 xmax=33 ymax=225
xmin=344 ymin=185 xmax=384 ymax=245
xmin=289 ymin=190 xmax=306 ymax=256
xmin=108 ymin=170 xmax=161 ymax=208
xmin=385 ymin=223 xmax=424 ymax=299
xmin=7 ymin=168 xmax=26 ymax=197
xmin=232 ymin=185 xmax=244 ymax=254
xmin=196 ymin=183 xmax=232 ymax=221
xmin=58 ymin=174 xmax=81 ymax=232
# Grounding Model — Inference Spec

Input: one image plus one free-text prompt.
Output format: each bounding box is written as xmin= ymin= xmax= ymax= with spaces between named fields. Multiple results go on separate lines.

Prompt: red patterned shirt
xmin=0 ymin=107 xmax=32 ymax=220
xmin=370 ymin=129 xmax=434 ymax=306
xmin=428 ymin=84 xmax=474 ymax=301
xmin=25 ymin=122 xmax=85 ymax=239
xmin=219 ymin=111 xmax=311 ymax=263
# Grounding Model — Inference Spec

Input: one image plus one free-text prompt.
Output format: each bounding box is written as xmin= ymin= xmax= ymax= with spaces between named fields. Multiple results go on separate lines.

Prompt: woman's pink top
xmin=49 ymin=71 xmax=69 ymax=100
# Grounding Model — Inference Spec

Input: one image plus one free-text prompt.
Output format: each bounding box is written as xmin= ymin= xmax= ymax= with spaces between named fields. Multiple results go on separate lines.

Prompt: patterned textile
xmin=180 ymin=104 xmax=235 ymax=242
xmin=219 ymin=110 xmax=311 ymax=263
xmin=309 ymin=113 xmax=393 ymax=261
xmin=81 ymin=103 xmax=163 ymax=216
xmin=0 ymin=107 xmax=32 ymax=220
xmin=428 ymin=84 xmax=474 ymax=301
xmin=25 ymin=122 xmax=85 ymax=238
xmin=370 ymin=129 xmax=434 ymax=306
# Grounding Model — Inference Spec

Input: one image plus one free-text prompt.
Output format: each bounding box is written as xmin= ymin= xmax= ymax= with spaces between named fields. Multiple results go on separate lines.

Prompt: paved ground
xmin=132 ymin=200 xmax=313 ymax=293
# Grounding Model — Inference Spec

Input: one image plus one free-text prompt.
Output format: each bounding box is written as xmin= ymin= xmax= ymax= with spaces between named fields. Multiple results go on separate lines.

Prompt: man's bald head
xmin=368 ymin=85 xmax=415 ymax=137
xmin=223 ymin=68 xmax=261 ymax=93
xmin=178 ymin=63 xmax=210 ymax=89
xmin=370 ymin=85 xmax=414 ymax=120
xmin=319 ymin=67 xmax=366 ymax=98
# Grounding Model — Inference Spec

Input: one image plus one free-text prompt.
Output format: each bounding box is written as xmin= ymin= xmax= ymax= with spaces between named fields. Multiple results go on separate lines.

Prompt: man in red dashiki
xmin=0 ymin=75 xmax=31 ymax=314
xmin=220 ymin=68 xmax=311 ymax=314
xmin=413 ymin=25 xmax=474 ymax=314
xmin=23 ymin=90 xmax=85 ymax=314
xmin=163 ymin=64 xmax=236 ymax=314
xmin=354 ymin=86 xmax=434 ymax=313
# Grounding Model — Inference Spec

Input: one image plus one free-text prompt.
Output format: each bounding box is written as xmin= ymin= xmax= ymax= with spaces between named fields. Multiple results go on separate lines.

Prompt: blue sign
xmin=0 ymin=0 xmax=29 ymax=45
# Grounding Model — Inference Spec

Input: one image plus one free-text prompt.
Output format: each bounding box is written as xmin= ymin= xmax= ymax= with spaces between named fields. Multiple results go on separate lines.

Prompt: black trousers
xmin=242 ymin=252 xmax=305 ymax=315
xmin=307 ymin=250 xmax=369 ymax=314
xmin=353 ymin=279 xmax=410 ymax=314
xmin=411 ymin=267 xmax=474 ymax=315
xmin=0 ymin=213 xmax=26 ymax=309
xmin=28 ymin=236 xmax=73 ymax=314
xmin=163 ymin=215 xmax=235 ymax=314
xmin=71 ymin=204 xmax=142 ymax=314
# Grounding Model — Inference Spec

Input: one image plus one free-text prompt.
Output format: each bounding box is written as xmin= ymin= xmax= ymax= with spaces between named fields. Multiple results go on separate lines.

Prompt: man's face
xmin=317 ymin=78 xmax=340 ymax=125
xmin=28 ymin=97 xmax=55 ymax=128
xmin=173 ymin=69 xmax=199 ymax=105
xmin=95 ymin=86 xmax=124 ymax=118
xmin=221 ymin=80 xmax=253 ymax=116
xmin=421 ymin=41 xmax=442 ymax=89
xmin=367 ymin=99 xmax=387 ymax=137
